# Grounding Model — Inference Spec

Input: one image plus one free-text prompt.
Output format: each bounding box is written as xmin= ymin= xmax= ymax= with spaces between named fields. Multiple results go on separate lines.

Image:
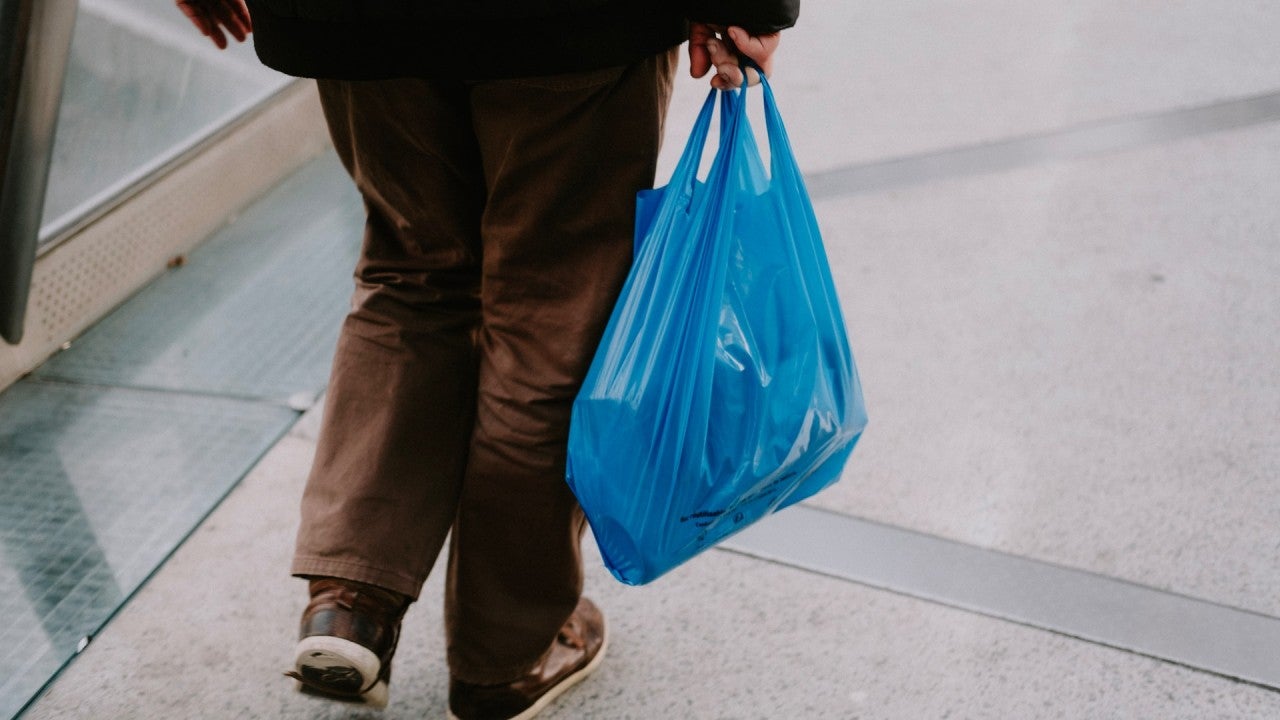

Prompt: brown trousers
xmin=293 ymin=50 xmax=678 ymax=684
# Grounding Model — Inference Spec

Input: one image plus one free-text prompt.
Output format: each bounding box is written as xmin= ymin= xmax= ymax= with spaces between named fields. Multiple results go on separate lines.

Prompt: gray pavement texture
xmin=24 ymin=415 xmax=1280 ymax=720
xmin=810 ymin=119 xmax=1280 ymax=618
xmin=21 ymin=0 xmax=1280 ymax=717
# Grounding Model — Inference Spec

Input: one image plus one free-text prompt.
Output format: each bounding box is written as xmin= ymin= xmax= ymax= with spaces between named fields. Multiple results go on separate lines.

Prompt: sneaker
xmin=447 ymin=597 xmax=608 ymax=720
xmin=286 ymin=577 xmax=410 ymax=709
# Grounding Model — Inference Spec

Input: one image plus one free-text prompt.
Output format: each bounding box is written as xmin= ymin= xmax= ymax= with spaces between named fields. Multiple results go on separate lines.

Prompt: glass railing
xmin=39 ymin=0 xmax=290 ymax=242
xmin=0 ymin=0 xmax=291 ymax=343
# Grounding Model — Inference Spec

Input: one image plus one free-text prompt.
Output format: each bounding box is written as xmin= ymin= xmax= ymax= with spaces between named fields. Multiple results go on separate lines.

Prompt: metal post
xmin=0 ymin=0 xmax=77 ymax=344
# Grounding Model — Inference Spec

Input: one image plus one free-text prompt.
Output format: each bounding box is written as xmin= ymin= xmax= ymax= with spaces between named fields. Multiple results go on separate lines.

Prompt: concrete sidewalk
xmin=23 ymin=403 xmax=1280 ymax=719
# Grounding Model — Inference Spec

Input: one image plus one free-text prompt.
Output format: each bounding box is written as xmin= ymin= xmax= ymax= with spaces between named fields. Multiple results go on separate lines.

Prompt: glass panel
xmin=38 ymin=0 xmax=290 ymax=241
xmin=0 ymin=151 xmax=358 ymax=719
xmin=0 ymin=382 xmax=298 ymax=720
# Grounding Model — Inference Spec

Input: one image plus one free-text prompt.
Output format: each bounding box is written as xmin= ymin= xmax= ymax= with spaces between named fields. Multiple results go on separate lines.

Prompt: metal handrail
xmin=0 ymin=0 xmax=77 ymax=345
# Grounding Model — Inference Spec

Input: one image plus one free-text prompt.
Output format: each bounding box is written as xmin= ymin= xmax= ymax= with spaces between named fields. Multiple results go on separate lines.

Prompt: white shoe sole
xmin=446 ymin=618 xmax=608 ymax=720
xmin=294 ymin=635 xmax=388 ymax=709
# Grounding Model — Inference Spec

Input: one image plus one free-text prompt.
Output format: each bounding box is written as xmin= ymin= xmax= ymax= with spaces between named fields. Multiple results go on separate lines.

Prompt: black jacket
xmin=246 ymin=0 xmax=799 ymax=80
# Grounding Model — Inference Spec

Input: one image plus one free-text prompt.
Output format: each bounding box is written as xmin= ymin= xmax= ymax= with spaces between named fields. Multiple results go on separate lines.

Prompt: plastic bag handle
xmin=664 ymin=61 xmax=761 ymax=205
xmin=739 ymin=56 xmax=765 ymax=86
xmin=713 ymin=55 xmax=801 ymax=189
xmin=672 ymin=56 xmax=765 ymax=198
xmin=755 ymin=71 xmax=805 ymax=191
xmin=669 ymin=90 xmax=719 ymax=202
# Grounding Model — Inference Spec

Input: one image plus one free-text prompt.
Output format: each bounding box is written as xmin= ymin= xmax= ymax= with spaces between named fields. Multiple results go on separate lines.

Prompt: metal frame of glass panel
xmin=0 ymin=0 xmax=77 ymax=344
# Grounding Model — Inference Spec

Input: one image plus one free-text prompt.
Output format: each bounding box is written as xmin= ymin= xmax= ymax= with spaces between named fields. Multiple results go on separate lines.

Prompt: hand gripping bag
xmin=566 ymin=74 xmax=867 ymax=585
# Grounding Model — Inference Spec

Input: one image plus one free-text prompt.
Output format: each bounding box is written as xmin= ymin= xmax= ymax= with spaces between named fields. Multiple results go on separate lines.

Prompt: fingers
xmin=176 ymin=1 xmax=227 ymax=48
xmin=705 ymin=37 xmax=744 ymax=89
xmin=176 ymin=0 xmax=250 ymax=49
xmin=726 ymin=26 xmax=779 ymax=77
xmin=688 ymin=21 xmax=716 ymax=79
xmin=175 ymin=0 xmax=210 ymax=35
xmin=229 ymin=0 xmax=252 ymax=33
xmin=692 ymin=24 xmax=780 ymax=89
xmin=212 ymin=0 xmax=251 ymax=42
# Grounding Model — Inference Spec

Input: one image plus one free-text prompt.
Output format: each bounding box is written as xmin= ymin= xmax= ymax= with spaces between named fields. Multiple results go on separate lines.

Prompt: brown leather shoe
xmin=286 ymin=577 xmax=410 ymax=709
xmin=447 ymin=597 xmax=608 ymax=720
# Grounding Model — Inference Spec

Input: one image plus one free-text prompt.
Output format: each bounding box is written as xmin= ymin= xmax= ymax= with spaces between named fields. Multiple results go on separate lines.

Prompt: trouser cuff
xmin=291 ymin=555 xmax=424 ymax=600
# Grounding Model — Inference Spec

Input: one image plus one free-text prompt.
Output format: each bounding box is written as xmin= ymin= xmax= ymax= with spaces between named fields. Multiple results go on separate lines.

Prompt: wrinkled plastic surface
xmin=566 ymin=78 xmax=867 ymax=585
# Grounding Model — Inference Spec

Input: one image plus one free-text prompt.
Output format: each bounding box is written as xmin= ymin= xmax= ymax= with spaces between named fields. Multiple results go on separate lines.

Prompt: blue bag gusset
xmin=566 ymin=75 xmax=867 ymax=585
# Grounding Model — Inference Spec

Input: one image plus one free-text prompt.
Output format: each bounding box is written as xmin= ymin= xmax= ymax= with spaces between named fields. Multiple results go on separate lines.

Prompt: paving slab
xmin=808 ymin=119 xmax=1280 ymax=618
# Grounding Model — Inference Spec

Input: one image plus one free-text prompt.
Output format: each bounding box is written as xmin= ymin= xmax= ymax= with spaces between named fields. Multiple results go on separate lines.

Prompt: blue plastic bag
xmin=566 ymin=75 xmax=867 ymax=585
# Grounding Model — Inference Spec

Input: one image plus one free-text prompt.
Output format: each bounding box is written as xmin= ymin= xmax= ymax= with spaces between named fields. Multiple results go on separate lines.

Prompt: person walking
xmin=177 ymin=1 xmax=792 ymax=717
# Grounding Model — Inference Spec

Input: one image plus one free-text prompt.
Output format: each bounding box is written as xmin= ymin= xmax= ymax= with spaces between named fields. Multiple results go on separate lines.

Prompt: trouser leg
xmin=292 ymin=77 xmax=485 ymax=599
xmin=445 ymin=49 xmax=678 ymax=684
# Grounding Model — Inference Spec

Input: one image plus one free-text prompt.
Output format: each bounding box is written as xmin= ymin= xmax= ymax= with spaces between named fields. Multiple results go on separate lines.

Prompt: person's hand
xmin=688 ymin=22 xmax=781 ymax=89
xmin=176 ymin=0 xmax=251 ymax=49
